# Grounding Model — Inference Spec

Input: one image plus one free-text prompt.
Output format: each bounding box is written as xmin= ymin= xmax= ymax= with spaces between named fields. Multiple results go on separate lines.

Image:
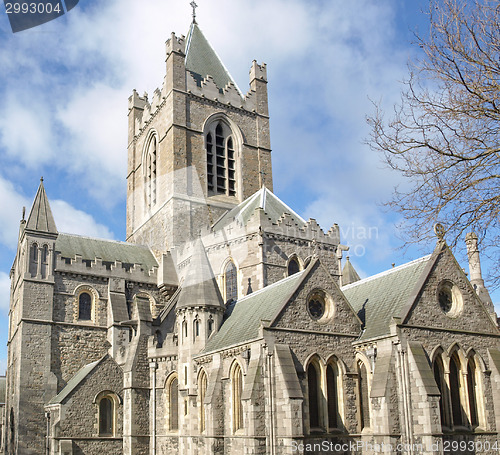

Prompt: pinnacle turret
xmin=25 ymin=178 xmax=57 ymax=235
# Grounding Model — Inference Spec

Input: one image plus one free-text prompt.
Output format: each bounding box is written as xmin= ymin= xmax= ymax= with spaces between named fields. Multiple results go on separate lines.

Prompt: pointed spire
xmin=26 ymin=178 xmax=57 ymax=234
xmin=184 ymin=22 xmax=241 ymax=94
xmin=342 ymin=257 xmax=361 ymax=286
xmin=177 ymin=238 xmax=224 ymax=309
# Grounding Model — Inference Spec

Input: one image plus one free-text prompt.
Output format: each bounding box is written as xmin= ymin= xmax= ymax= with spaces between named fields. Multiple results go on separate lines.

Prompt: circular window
xmin=437 ymin=280 xmax=463 ymax=318
xmin=308 ymin=296 xmax=325 ymax=319
xmin=307 ymin=289 xmax=334 ymax=322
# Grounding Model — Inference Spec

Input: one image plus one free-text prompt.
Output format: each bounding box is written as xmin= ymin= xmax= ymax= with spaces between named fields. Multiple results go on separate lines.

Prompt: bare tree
xmin=368 ymin=0 xmax=500 ymax=285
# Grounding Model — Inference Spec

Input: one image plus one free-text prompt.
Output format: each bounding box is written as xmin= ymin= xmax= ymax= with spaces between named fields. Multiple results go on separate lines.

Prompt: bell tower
xmin=126 ymin=18 xmax=272 ymax=252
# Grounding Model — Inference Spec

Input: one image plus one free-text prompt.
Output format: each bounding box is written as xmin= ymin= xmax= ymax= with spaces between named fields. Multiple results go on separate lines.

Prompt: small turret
xmin=465 ymin=232 xmax=495 ymax=317
xmin=342 ymin=257 xmax=361 ymax=286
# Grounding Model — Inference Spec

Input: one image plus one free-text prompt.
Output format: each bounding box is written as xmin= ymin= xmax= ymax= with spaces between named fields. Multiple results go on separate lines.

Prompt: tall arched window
xmin=225 ymin=261 xmax=238 ymax=303
xmin=307 ymin=363 xmax=321 ymax=430
xmin=40 ymin=245 xmax=48 ymax=279
xmin=231 ymin=362 xmax=243 ymax=432
xmin=326 ymin=362 xmax=340 ymax=430
xmin=357 ymin=361 xmax=370 ymax=431
xmin=198 ymin=369 xmax=208 ymax=433
xmin=79 ymin=292 xmax=92 ymax=321
xmin=145 ymin=133 xmax=157 ymax=208
xmin=29 ymin=243 xmax=38 ymax=277
xmin=433 ymin=355 xmax=450 ymax=428
xmin=287 ymin=257 xmax=300 ymax=276
xmin=206 ymin=121 xmax=236 ymax=196
xmin=467 ymin=358 xmax=479 ymax=428
xmin=98 ymin=396 xmax=114 ymax=436
xmin=449 ymin=353 xmax=463 ymax=426
xmin=194 ymin=318 xmax=200 ymax=340
xmin=207 ymin=316 xmax=214 ymax=337
xmin=168 ymin=375 xmax=179 ymax=431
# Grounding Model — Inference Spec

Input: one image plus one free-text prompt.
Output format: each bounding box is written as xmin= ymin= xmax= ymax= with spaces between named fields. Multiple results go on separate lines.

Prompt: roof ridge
xmin=235 ymin=270 xmax=306 ymax=304
xmin=341 ymin=255 xmax=432 ymax=291
xmin=58 ymin=232 xmax=151 ymax=249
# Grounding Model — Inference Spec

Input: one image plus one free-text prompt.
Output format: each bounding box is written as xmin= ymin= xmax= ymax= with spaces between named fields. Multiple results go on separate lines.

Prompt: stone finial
xmin=433 ymin=223 xmax=446 ymax=240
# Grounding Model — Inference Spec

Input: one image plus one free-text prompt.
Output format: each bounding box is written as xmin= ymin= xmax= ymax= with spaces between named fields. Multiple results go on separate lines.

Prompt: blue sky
xmin=0 ymin=0 xmax=497 ymax=375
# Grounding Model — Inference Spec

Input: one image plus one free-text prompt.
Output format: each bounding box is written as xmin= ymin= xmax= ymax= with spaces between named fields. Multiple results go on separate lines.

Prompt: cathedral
xmin=3 ymin=12 xmax=500 ymax=455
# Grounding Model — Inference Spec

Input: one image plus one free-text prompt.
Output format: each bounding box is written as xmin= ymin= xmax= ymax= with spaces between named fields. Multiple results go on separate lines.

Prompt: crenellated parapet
xmin=165 ymin=32 xmax=186 ymax=57
xmin=54 ymin=253 xmax=158 ymax=282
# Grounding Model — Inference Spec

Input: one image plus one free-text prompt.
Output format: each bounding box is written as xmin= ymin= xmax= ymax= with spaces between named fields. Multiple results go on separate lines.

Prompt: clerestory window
xmin=144 ymin=132 xmax=158 ymax=208
xmin=206 ymin=122 xmax=236 ymax=196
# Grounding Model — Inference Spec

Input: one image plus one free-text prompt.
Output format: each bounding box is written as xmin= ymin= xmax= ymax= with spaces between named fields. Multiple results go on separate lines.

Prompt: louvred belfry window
xmin=206 ymin=121 xmax=236 ymax=196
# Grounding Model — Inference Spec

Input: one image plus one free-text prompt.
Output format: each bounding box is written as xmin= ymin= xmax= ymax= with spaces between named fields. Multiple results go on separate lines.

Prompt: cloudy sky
xmin=0 ymin=0 xmax=497 ymax=375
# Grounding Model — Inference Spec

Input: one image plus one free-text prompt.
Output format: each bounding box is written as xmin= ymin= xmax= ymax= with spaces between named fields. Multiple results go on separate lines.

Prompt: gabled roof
xmin=342 ymin=256 xmax=432 ymax=341
xmin=55 ymin=233 xmax=158 ymax=271
xmin=0 ymin=376 xmax=6 ymax=405
xmin=203 ymin=270 xmax=307 ymax=353
xmin=185 ymin=22 xmax=240 ymax=94
xmin=212 ymin=186 xmax=306 ymax=231
xmin=177 ymin=238 xmax=224 ymax=309
xmin=48 ymin=358 xmax=102 ymax=405
xmin=26 ymin=179 xmax=57 ymax=234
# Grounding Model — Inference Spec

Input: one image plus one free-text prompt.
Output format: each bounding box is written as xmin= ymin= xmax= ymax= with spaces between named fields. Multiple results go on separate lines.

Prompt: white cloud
xmin=0 ymin=272 xmax=10 ymax=313
xmin=0 ymin=177 xmax=29 ymax=248
xmin=0 ymin=96 xmax=57 ymax=167
xmin=56 ymin=84 xmax=127 ymax=204
xmin=52 ymin=200 xmax=115 ymax=239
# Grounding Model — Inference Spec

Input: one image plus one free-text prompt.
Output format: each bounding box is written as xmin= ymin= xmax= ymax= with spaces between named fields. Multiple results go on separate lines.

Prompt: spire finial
xmin=40 ymin=176 xmax=44 ymax=183
xmin=190 ymin=1 xmax=198 ymax=23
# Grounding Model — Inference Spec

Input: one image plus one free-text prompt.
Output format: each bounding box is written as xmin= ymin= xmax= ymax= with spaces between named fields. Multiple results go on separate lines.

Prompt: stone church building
xmin=3 ymin=14 xmax=500 ymax=455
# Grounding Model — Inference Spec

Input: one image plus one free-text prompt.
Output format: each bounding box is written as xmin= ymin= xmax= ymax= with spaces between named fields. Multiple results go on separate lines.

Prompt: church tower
xmin=126 ymin=15 xmax=272 ymax=252
xmin=5 ymin=179 xmax=58 ymax=455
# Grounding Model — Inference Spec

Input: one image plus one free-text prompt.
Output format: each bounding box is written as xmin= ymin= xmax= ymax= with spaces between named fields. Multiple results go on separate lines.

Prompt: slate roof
xmin=342 ymin=256 xmax=431 ymax=341
xmin=55 ymin=233 xmax=158 ymax=270
xmin=203 ymin=270 xmax=306 ymax=353
xmin=212 ymin=186 xmax=306 ymax=231
xmin=0 ymin=376 xmax=6 ymax=405
xmin=177 ymin=239 xmax=224 ymax=309
xmin=48 ymin=359 xmax=101 ymax=405
xmin=185 ymin=22 xmax=240 ymax=93
xmin=26 ymin=179 xmax=57 ymax=234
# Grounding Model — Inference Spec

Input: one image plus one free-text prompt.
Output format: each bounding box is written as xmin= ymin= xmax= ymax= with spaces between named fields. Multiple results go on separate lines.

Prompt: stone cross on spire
xmin=190 ymin=1 xmax=198 ymax=23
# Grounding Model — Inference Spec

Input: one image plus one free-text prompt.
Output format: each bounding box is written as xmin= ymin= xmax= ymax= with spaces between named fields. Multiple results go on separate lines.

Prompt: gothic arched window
xmin=41 ymin=245 xmax=48 ymax=279
xmin=29 ymin=243 xmax=38 ymax=277
xmin=198 ymin=369 xmax=208 ymax=433
xmin=287 ymin=257 xmax=300 ymax=276
xmin=327 ymin=361 xmax=341 ymax=430
xmin=357 ymin=361 xmax=370 ymax=431
xmin=224 ymin=261 xmax=238 ymax=303
xmin=449 ymin=353 xmax=463 ymax=426
xmin=433 ymin=354 xmax=450 ymax=428
xmin=231 ymin=362 xmax=243 ymax=432
xmin=145 ymin=133 xmax=158 ymax=208
xmin=79 ymin=292 xmax=92 ymax=321
xmin=168 ymin=375 xmax=179 ymax=431
xmin=206 ymin=121 xmax=236 ymax=196
xmin=98 ymin=396 xmax=114 ymax=436
xmin=467 ymin=357 xmax=479 ymax=428
xmin=307 ymin=362 xmax=321 ymax=430
xmin=207 ymin=316 xmax=214 ymax=337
